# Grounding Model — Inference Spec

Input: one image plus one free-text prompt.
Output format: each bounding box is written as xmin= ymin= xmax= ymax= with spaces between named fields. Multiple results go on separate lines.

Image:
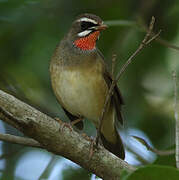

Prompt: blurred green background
xmin=0 ymin=0 xmax=179 ymax=179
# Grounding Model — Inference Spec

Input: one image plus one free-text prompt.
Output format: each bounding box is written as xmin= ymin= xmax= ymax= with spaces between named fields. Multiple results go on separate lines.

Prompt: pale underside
xmin=50 ymin=62 xmax=116 ymax=143
xmin=53 ymin=66 xmax=107 ymax=126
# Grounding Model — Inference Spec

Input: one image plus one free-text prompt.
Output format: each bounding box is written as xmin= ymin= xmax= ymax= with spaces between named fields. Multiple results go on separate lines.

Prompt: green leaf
xmin=124 ymin=165 xmax=179 ymax=180
xmin=62 ymin=167 xmax=91 ymax=180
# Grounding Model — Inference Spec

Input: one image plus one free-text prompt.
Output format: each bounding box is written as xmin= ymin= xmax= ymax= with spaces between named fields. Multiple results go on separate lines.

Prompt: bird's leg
xmin=71 ymin=118 xmax=83 ymax=126
xmin=82 ymin=134 xmax=101 ymax=159
xmin=81 ymin=133 xmax=98 ymax=159
xmin=54 ymin=117 xmax=83 ymax=131
xmin=54 ymin=117 xmax=63 ymax=124
xmin=89 ymin=138 xmax=97 ymax=159
xmin=81 ymin=133 xmax=92 ymax=141
xmin=89 ymin=135 xmax=103 ymax=159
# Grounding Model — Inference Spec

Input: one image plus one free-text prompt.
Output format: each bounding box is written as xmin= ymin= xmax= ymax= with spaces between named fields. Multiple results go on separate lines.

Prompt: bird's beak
xmin=95 ymin=24 xmax=108 ymax=31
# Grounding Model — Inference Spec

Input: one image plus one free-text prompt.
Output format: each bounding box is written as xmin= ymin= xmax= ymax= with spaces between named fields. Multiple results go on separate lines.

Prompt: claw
xmin=60 ymin=122 xmax=73 ymax=132
xmin=54 ymin=117 xmax=73 ymax=131
xmin=71 ymin=117 xmax=83 ymax=126
xmin=81 ymin=133 xmax=92 ymax=141
xmin=54 ymin=117 xmax=63 ymax=124
xmin=81 ymin=133 xmax=97 ymax=159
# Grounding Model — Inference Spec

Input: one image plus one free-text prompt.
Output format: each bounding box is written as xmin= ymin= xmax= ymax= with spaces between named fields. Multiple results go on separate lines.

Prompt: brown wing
xmin=97 ymin=49 xmax=124 ymax=125
xmin=103 ymin=71 xmax=124 ymax=125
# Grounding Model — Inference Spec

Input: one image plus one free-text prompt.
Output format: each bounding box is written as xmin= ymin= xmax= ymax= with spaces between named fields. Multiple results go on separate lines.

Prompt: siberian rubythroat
xmin=50 ymin=13 xmax=125 ymax=159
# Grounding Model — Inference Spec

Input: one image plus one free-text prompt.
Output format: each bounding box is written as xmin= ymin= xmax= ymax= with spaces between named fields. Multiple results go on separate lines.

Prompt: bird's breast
xmin=52 ymin=64 xmax=108 ymax=125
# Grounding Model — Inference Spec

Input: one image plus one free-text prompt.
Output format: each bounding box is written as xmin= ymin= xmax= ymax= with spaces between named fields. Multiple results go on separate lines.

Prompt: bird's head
xmin=68 ymin=13 xmax=107 ymax=51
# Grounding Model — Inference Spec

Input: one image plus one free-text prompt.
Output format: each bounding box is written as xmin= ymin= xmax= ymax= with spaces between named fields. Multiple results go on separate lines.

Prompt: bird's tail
xmin=100 ymin=106 xmax=125 ymax=159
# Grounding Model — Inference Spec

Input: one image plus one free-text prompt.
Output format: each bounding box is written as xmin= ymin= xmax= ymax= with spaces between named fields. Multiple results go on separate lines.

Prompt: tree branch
xmin=0 ymin=133 xmax=41 ymax=148
xmin=132 ymin=136 xmax=175 ymax=156
xmin=0 ymin=90 xmax=135 ymax=180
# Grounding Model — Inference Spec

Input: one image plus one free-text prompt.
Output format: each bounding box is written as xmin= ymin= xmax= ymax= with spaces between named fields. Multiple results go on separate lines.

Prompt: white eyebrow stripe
xmin=77 ymin=30 xmax=92 ymax=37
xmin=77 ymin=17 xmax=98 ymax=24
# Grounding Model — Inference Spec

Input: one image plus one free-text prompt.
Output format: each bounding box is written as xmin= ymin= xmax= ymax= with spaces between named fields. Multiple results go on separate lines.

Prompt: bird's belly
xmin=56 ymin=69 xmax=108 ymax=125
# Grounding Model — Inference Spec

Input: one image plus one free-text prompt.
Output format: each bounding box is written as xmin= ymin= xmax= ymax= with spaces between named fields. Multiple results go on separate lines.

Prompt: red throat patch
xmin=74 ymin=31 xmax=100 ymax=50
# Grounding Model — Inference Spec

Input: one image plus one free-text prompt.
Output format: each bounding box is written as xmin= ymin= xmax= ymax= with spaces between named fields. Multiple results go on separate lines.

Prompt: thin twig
xmin=0 ymin=133 xmax=42 ymax=148
xmin=132 ymin=136 xmax=175 ymax=156
xmin=173 ymin=71 xmax=179 ymax=168
xmin=139 ymin=20 xmax=179 ymax=51
xmin=156 ymin=38 xmax=179 ymax=51
xmin=96 ymin=17 xmax=161 ymax=145
xmin=116 ymin=31 xmax=162 ymax=82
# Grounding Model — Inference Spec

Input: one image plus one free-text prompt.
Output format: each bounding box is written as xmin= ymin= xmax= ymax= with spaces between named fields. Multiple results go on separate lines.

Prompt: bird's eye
xmin=81 ymin=21 xmax=97 ymax=31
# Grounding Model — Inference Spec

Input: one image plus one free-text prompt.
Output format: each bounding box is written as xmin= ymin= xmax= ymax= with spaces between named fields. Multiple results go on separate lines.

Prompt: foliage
xmin=123 ymin=165 xmax=179 ymax=180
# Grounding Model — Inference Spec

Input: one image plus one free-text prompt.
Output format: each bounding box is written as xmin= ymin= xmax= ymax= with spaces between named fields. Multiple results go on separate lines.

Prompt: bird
xmin=49 ymin=13 xmax=125 ymax=159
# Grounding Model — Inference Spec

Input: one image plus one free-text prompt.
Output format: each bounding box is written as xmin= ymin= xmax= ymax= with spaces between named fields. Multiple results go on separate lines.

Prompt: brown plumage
xmin=50 ymin=13 xmax=125 ymax=159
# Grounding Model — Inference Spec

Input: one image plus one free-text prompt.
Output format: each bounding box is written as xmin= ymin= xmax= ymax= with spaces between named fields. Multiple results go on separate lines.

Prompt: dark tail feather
xmin=100 ymin=127 xmax=125 ymax=159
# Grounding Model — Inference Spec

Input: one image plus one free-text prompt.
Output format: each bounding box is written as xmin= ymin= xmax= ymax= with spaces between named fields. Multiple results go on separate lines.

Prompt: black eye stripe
xmin=81 ymin=21 xmax=98 ymax=31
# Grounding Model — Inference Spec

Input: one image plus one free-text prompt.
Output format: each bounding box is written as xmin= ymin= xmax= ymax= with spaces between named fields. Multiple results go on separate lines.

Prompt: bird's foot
xmin=61 ymin=122 xmax=73 ymax=131
xmin=89 ymin=137 xmax=98 ymax=159
xmin=71 ymin=118 xmax=83 ymax=126
xmin=54 ymin=117 xmax=73 ymax=132
xmin=81 ymin=133 xmax=97 ymax=159
xmin=54 ymin=117 xmax=63 ymax=124
xmin=81 ymin=133 xmax=92 ymax=141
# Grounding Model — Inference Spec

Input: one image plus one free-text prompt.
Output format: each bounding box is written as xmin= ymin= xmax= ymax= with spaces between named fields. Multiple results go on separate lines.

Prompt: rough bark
xmin=0 ymin=90 xmax=135 ymax=180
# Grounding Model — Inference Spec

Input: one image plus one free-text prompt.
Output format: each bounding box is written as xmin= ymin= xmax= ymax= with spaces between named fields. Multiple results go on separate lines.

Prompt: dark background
xmin=0 ymin=0 xmax=179 ymax=179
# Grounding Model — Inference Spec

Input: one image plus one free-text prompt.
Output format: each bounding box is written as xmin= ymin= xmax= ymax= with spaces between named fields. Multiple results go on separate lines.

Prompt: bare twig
xmin=132 ymin=136 xmax=175 ymax=156
xmin=97 ymin=17 xmax=161 ymax=145
xmin=173 ymin=71 xmax=179 ymax=168
xmin=156 ymin=38 xmax=179 ymax=51
xmin=0 ymin=133 xmax=42 ymax=148
xmin=139 ymin=20 xmax=179 ymax=51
